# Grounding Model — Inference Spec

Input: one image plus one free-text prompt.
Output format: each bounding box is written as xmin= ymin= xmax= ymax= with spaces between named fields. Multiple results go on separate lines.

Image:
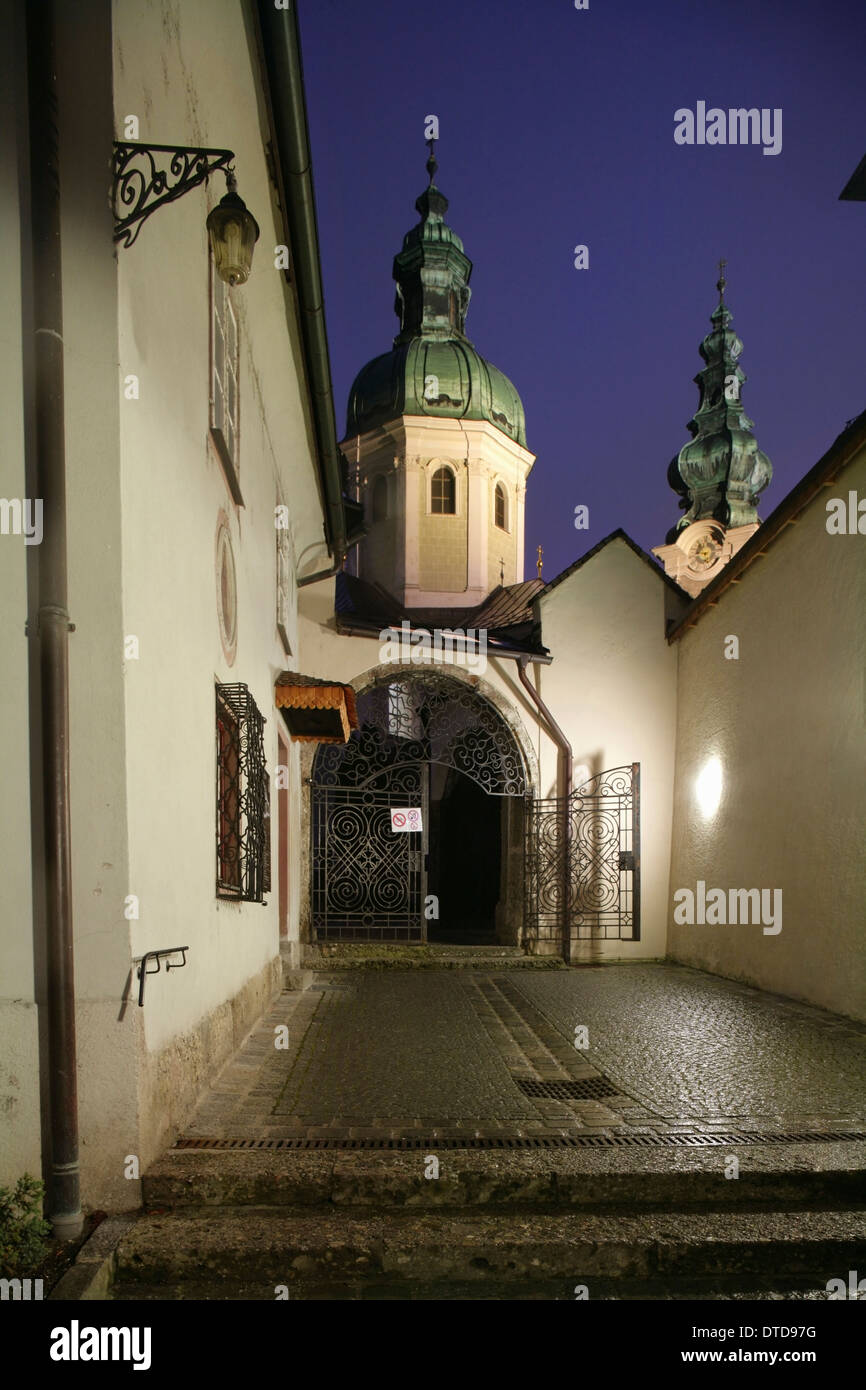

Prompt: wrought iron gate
xmin=311 ymin=764 xmax=427 ymax=941
xmin=525 ymin=764 xmax=639 ymax=953
xmin=311 ymin=672 xmax=527 ymax=942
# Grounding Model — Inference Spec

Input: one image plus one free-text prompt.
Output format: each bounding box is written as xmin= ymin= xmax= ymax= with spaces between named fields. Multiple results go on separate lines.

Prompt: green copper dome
xmin=666 ymin=267 xmax=772 ymax=541
xmin=346 ymin=153 xmax=527 ymax=448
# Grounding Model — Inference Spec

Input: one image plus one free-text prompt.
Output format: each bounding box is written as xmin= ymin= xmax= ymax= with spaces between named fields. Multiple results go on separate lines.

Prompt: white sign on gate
xmin=390 ymin=808 xmax=423 ymax=833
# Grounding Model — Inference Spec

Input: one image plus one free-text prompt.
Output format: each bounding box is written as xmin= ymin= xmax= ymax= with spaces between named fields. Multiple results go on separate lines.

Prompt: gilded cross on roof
xmin=536 ymin=544 xmax=543 ymax=578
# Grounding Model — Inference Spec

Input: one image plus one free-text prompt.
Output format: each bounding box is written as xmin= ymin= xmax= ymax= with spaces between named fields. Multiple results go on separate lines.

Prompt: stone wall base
xmin=135 ymin=956 xmax=282 ymax=1199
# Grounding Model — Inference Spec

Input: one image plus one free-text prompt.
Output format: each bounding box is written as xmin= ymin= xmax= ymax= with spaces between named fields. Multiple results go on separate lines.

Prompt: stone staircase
xmin=106 ymin=1142 xmax=866 ymax=1300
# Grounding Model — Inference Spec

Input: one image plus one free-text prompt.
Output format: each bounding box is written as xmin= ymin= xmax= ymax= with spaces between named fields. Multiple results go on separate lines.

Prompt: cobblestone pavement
xmin=182 ymin=964 xmax=866 ymax=1142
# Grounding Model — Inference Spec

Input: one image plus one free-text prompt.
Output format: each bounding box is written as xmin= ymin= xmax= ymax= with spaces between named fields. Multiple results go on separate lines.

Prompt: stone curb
xmin=48 ymin=1214 xmax=139 ymax=1301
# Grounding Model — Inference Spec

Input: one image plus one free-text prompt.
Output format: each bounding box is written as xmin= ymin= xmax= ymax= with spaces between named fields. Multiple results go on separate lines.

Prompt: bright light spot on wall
xmin=695 ymin=756 xmax=723 ymax=819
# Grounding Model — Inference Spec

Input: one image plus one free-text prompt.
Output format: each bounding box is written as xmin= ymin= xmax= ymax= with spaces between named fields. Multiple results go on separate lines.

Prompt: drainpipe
xmin=297 ymin=555 xmax=344 ymax=588
xmin=515 ymin=655 xmax=573 ymax=963
xmin=255 ymin=0 xmax=350 ymax=580
xmin=27 ymin=2 xmax=83 ymax=1238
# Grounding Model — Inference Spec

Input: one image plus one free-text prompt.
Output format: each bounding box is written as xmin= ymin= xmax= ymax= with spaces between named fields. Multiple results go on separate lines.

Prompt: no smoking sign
xmin=390 ymin=808 xmax=423 ymax=833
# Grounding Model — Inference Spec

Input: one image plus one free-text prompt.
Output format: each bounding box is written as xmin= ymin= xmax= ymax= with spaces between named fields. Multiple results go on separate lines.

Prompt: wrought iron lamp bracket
xmin=113 ymin=142 xmax=235 ymax=248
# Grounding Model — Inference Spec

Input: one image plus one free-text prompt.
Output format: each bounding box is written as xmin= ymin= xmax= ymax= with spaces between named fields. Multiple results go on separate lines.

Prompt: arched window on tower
xmin=431 ymin=466 xmax=456 ymax=515
xmin=371 ymin=474 xmax=388 ymax=523
xmin=494 ymin=482 xmax=508 ymax=531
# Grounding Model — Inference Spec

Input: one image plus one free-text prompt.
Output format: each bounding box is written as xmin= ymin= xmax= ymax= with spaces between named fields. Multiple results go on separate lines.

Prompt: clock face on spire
xmin=687 ymin=532 xmax=722 ymax=572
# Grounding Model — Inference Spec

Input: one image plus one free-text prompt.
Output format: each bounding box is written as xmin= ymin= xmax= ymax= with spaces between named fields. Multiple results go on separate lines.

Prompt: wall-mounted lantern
xmin=113 ymin=141 xmax=259 ymax=283
xmin=206 ymin=169 xmax=260 ymax=286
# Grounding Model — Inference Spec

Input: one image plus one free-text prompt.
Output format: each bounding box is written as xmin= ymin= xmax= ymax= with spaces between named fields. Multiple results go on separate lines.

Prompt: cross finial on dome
xmin=716 ymin=257 xmax=727 ymax=302
xmin=426 ymin=136 xmax=438 ymax=186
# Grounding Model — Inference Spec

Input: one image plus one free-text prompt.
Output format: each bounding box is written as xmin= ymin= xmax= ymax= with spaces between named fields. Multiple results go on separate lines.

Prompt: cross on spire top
xmin=716 ymin=257 xmax=727 ymax=301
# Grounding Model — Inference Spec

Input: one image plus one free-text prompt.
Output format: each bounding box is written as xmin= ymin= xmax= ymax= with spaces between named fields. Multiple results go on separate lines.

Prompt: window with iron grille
xmin=431 ymin=465 xmax=456 ymax=514
xmin=210 ymin=261 xmax=243 ymax=504
xmin=216 ymin=683 xmax=270 ymax=902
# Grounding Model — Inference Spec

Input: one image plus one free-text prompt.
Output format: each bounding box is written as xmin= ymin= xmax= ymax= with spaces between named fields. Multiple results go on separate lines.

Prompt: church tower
xmin=652 ymin=265 xmax=773 ymax=597
xmin=343 ymin=148 xmax=535 ymax=608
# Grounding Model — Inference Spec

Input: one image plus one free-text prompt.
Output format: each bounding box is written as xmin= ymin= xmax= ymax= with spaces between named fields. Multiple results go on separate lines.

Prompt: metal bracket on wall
xmin=134 ymin=947 xmax=189 ymax=1007
xmin=113 ymin=142 xmax=235 ymax=248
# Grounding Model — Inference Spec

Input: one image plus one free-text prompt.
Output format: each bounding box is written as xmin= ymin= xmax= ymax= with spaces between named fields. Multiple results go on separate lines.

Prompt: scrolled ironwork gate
xmin=312 ymin=763 xmax=426 ymax=941
xmin=525 ymin=764 xmax=639 ymax=953
xmin=311 ymin=672 xmax=526 ymax=942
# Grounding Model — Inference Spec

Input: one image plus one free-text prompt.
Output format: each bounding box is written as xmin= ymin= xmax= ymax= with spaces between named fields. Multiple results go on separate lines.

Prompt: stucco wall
xmin=667 ymin=446 xmax=866 ymax=1022
xmin=537 ymin=538 xmax=685 ymax=961
xmin=0 ymin=0 xmax=42 ymax=1186
xmin=113 ymin=0 xmax=323 ymax=1108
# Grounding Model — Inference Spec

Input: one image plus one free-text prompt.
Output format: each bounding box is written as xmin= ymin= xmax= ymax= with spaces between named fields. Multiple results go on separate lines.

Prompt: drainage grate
xmin=515 ymin=1078 xmax=622 ymax=1101
xmin=174 ymin=1130 xmax=866 ymax=1152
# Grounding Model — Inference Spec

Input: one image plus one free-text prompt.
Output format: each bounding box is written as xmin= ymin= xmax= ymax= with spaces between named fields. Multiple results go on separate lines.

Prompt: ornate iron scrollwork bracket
xmin=113 ymin=141 xmax=235 ymax=248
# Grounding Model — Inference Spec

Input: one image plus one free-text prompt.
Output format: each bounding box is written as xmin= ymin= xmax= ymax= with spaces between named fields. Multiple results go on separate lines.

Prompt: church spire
xmin=392 ymin=143 xmax=473 ymax=345
xmin=665 ymin=265 xmax=773 ymax=541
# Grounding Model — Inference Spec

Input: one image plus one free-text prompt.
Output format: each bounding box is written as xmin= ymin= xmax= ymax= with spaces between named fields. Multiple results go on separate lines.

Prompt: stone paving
xmin=180 ymin=964 xmax=866 ymax=1142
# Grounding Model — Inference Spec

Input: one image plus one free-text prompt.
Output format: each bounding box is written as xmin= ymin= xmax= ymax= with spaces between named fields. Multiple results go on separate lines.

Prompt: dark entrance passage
xmin=428 ymin=766 xmax=501 ymax=943
xmin=310 ymin=672 xmax=527 ymax=943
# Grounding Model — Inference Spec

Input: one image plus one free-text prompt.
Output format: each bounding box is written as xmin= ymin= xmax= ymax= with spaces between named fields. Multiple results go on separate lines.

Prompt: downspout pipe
xmin=256 ymin=0 xmax=348 ymax=575
xmin=27 ymin=1 xmax=83 ymax=1239
xmin=515 ymin=655 xmax=573 ymax=964
xmin=516 ymin=655 xmax=572 ymax=797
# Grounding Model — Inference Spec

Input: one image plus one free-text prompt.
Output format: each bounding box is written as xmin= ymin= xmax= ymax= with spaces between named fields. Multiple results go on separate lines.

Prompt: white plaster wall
xmin=0 ymin=0 xmax=41 ymax=1181
xmin=59 ymin=0 xmax=139 ymax=1210
xmin=113 ymin=0 xmax=323 ymax=1065
xmin=667 ymin=447 xmax=866 ymax=1022
xmin=537 ymin=539 xmax=684 ymax=960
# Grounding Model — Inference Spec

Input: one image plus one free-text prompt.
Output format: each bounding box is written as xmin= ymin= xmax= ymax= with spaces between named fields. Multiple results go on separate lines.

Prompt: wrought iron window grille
xmin=216 ymin=683 xmax=270 ymax=903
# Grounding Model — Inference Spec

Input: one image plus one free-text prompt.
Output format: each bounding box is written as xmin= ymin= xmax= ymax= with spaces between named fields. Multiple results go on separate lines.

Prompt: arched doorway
xmin=310 ymin=671 xmax=528 ymax=943
xmin=429 ymin=765 xmax=501 ymax=943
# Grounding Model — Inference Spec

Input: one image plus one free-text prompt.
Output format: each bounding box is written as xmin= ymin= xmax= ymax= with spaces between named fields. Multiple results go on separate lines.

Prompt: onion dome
xmin=346 ymin=149 xmax=526 ymax=447
xmin=666 ymin=265 xmax=772 ymax=541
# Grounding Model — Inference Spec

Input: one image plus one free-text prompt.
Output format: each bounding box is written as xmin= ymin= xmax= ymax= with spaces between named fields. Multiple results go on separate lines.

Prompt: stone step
xmin=109 ymin=1276 xmax=841 ymax=1301
xmin=297 ymin=946 xmax=565 ymax=971
xmin=304 ymin=943 xmax=527 ymax=960
xmin=111 ymin=1206 xmax=866 ymax=1293
xmin=142 ymin=1143 xmax=866 ymax=1212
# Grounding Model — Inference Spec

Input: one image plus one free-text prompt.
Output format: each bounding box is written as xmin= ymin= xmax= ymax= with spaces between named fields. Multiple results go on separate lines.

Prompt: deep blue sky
xmin=299 ymin=0 xmax=865 ymax=582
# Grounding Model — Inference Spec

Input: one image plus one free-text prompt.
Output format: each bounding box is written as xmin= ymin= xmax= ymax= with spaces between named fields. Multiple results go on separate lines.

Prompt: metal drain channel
xmin=515 ymin=1078 xmax=621 ymax=1100
xmin=174 ymin=1130 xmax=866 ymax=1152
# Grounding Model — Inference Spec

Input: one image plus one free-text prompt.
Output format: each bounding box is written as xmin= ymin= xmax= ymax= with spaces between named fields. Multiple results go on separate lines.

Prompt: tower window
xmin=372 ymin=474 xmax=388 ymax=523
xmin=494 ymin=483 xmax=508 ymax=531
xmin=431 ymin=466 xmax=456 ymax=515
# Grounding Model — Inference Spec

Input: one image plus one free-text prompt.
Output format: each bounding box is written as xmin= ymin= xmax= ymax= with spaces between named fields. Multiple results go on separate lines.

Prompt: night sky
xmin=299 ymin=0 xmax=865 ymax=583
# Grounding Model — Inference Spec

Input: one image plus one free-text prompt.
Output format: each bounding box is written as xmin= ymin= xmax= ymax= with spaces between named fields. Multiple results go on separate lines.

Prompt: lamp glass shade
xmin=207 ymin=191 xmax=260 ymax=287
